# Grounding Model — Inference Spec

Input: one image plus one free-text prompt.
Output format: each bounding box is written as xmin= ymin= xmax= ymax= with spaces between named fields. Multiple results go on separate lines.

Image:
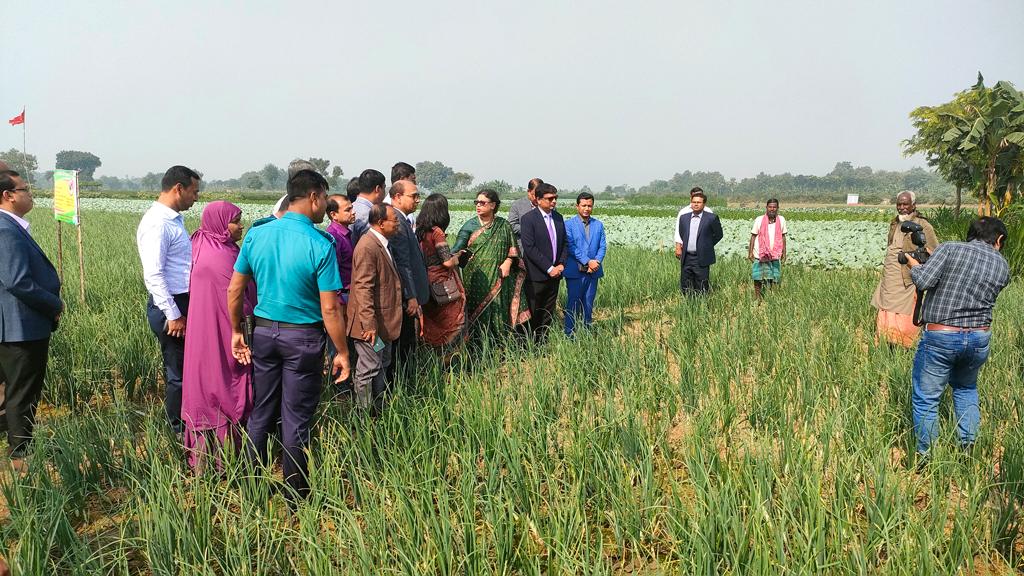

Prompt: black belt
xmin=254 ymin=317 xmax=323 ymax=329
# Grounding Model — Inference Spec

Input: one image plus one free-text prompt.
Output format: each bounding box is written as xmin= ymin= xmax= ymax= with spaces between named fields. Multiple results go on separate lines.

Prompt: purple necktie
xmin=545 ymin=214 xmax=557 ymax=264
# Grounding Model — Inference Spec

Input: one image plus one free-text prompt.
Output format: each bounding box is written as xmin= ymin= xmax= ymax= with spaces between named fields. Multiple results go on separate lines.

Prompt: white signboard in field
xmin=846 ymin=194 xmax=859 ymax=205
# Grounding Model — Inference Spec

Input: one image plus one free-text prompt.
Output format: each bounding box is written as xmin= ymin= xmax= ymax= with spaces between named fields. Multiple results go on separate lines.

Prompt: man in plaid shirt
xmin=904 ymin=217 xmax=1010 ymax=459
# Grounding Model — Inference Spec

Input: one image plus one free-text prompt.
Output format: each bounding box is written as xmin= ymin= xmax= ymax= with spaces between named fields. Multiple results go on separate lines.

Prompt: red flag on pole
xmin=9 ymin=109 xmax=25 ymax=126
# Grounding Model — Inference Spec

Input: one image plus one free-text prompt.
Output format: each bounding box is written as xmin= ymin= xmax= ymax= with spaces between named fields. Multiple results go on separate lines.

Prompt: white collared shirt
xmin=0 ymin=208 xmax=30 ymax=232
xmin=369 ymin=228 xmax=393 ymax=261
xmin=136 ymin=201 xmax=192 ymax=320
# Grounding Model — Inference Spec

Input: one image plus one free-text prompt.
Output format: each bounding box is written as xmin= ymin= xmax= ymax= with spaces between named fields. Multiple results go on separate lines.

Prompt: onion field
xmin=1 ymin=205 xmax=1022 ymax=574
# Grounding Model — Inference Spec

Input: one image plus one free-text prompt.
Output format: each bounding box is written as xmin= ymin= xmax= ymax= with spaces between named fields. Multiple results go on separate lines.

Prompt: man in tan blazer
xmin=348 ymin=204 xmax=403 ymax=412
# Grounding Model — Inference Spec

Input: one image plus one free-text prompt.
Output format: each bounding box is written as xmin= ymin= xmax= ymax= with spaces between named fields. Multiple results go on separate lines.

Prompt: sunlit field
xmin=2 ymin=206 xmax=1022 ymax=574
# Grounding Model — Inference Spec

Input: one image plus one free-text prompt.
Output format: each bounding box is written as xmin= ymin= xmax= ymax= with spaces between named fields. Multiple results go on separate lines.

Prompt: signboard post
xmin=53 ymin=169 xmax=86 ymax=302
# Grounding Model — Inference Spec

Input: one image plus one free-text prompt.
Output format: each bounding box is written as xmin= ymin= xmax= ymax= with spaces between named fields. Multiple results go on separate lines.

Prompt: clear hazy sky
xmin=2 ymin=0 xmax=1021 ymax=189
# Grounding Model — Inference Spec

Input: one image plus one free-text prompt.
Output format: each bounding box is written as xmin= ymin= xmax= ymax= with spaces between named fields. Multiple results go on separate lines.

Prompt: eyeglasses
xmin=474 ymin=200 xmax=493 ymax=206
xmin=540 ymin=195 xmax=558 ymax=201
xmin=13 ymin=187 xmax=29 ymax=193
xmin=404 ymin=193 xmax=421 ymax=200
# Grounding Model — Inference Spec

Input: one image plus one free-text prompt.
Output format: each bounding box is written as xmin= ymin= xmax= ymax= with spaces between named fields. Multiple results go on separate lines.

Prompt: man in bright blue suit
xmin=563 ymin=192 xmax=606 ymax=336
xmin=0 ymin=169 xmax=62 ymax=464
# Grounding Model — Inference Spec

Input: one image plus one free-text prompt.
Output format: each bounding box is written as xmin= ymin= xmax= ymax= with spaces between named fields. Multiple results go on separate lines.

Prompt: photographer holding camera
xmin=904 ymin=217 xmax=1010 ymax=461
xmin=871 ymin=191 xmax=938 ymax=347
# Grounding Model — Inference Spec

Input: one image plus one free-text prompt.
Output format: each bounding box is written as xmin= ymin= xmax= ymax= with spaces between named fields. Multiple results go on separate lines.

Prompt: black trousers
xmin=390 ymin=312 xmax=418 ymax=388
xmin=528 ymin=278 xmax=561 ymax=342
xmin=146 ymin=293 xmax=189 ymax=434
xmin=0 ymin=338 xmax=50 ymax=457
xmin=680 ymin=254 xmax=711 ymax=295
xmin=0 ymin=373 xmax=6 ymax=433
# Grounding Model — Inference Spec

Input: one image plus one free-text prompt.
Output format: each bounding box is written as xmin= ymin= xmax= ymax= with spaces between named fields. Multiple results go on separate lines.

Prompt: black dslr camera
xmin=897 ymin=221 xmax=930 ymax=265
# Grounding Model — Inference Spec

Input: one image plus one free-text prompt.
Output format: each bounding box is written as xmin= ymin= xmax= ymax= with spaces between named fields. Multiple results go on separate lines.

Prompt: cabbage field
xmin=35 ymin=197 xmax=889 ymax=269
xmin=4 ymin=202 xmax=1022 ymax=574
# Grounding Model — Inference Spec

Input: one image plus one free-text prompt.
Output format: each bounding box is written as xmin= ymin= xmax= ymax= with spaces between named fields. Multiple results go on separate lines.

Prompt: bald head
xmin=389 ymin=180 xmax=416 ymax=199
xmin=0 ymin=160 xmax=10 ymax=173
xmin=389 ymin=180 xmax=420 ymax=215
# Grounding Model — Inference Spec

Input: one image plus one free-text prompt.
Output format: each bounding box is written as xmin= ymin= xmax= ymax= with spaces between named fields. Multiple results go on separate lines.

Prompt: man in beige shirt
xmin=870 ymin=191 xmax=938 ymax=347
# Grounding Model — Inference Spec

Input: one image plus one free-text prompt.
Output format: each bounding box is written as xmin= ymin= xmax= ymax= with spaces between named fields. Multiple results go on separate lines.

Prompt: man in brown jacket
xmin=348 ymin=204 xmax=403 ymax=412
xmin=870 ymin=191 xmax=939 ymax=347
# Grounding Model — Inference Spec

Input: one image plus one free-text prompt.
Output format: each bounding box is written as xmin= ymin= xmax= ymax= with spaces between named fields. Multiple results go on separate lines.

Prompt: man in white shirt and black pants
xmin=136 ymin=166 xmax=200 ymax=434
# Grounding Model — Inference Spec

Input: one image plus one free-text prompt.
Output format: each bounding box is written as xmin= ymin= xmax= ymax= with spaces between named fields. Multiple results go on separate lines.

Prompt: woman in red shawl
xmin=182 ymin=201 xmax=256 ymax=471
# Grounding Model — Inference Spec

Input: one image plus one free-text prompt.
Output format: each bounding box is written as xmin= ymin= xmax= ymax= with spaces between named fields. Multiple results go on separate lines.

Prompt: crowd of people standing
xmin=0 ymin=158 xmax=1012 ymax=499
xmin=130 ymin=162 xmax=609 ymax=500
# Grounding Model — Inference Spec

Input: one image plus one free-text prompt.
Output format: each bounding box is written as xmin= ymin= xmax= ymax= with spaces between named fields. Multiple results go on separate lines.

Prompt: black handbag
xmin=430 ymin=276 xmax=461 ymax=305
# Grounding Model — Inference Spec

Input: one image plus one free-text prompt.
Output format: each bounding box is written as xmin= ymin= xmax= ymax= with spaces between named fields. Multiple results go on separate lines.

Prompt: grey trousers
xmin=353 ymin=339 xmax=392 ymax=411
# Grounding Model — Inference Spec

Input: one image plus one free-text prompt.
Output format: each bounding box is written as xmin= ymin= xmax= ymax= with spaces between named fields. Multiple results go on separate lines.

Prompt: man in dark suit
xmin=674 ymin=189 xmax=723 ymax=295
xmin=387 ymin=180 xmax=428 ymax=383
xmin=519 ymin=183 xmax=567 ymax=342
xmin=0 ymin=160 xmax=8 ymax=437
xmin=0 ymin=170 xmax=62 ymax=464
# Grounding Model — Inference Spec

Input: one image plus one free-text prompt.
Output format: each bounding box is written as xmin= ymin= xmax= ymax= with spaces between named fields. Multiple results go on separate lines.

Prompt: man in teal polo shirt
xmin=228 ymin=169 xmax=350 ymax=502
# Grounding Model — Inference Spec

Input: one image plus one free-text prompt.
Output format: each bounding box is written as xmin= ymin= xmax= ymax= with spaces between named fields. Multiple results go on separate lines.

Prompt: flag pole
xmin=20 ymin=107 xmax=26 ymax=175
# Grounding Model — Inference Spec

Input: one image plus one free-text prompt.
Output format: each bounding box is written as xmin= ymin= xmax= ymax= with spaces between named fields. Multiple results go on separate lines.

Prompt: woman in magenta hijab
xmin=182 ymin=201 xmax=256 ymax=471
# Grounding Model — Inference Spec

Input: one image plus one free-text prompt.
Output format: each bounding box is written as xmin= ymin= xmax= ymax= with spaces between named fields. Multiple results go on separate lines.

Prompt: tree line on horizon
xmin=0 ymin=147 xmax=957 ymax=205
xmin=6 ymin=74 xmax=1019 ymax=208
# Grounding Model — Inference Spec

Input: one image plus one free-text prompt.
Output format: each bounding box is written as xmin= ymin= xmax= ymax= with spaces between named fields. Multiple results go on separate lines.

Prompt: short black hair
xmin=966 ymin=216 xmax=1008 ymax=246
xmin=0 ymin=170 xmax=20 ymax=194
xmin=689 ymin=186 xmax=704 ymax=196
xmin=391 ymin=162 xmax=415 ymax=183
xmin=368 ymin=203 xmax=392 ymax=226
xmin=346 ymin=177 xmax=361 ymax=202
xmin=690 ymin=191 xmax=707 ymax=201
xmin=766 ymin=198 xmax=779 ymax=207
xmin=286 ymin=169 xmax=329 ymax=203
xmin=161 ymin=165 xmax=201 ymax=192
xmin=477 ymin=188 xmax=501 ymax=210
xmin=535 ymin=183 xmax=557 ymax=200
xmin=576 ymin=191 xmax=595 ymax=204
xmin=358 ymin=169 xmax=385 ymax=196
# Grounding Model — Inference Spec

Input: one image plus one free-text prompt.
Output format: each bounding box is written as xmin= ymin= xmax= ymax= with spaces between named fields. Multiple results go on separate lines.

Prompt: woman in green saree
xmin=453 ymin=189 xmax=531 ymax=341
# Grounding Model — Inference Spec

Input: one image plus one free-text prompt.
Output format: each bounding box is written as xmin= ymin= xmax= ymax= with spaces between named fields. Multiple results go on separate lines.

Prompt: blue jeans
xmin=564 ymin=275 xmax=598 ymax=336
xmin=911 ymin=328 xmax=991 ymax=454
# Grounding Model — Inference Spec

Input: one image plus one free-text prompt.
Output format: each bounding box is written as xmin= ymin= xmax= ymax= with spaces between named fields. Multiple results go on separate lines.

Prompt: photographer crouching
xmin=903 ymin=217 xmax=1010 ymax=462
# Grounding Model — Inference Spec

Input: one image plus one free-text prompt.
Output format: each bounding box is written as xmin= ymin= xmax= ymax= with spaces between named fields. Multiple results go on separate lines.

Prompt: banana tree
xmin=942 ymin=75 xmax=1024 ymax=216
xmin=904 ymin=93 xmax=977 ymax=216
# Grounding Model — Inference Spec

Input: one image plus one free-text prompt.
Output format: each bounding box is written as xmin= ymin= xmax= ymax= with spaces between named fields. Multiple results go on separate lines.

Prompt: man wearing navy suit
xmin=674 ymin=188 xmax=723 ymax=295
xmin=564 ymin=192 xmax=607 ymax=336
xmin=388 ymin=180 xmax=428 ymax=383
xmin=520 ymin=183 xmax=567 ymax=343
xmin=0 ymin=170 xmax=62 ymax=463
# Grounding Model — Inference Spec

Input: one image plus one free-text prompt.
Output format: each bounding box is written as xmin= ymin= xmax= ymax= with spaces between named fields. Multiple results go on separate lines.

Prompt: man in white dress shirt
xmin=136 ymin=165 xmax=200 ymax=434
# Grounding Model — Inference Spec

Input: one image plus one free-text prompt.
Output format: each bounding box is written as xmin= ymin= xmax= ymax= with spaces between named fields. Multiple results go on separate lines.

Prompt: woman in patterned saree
xmin=416 ymin=194 xmax=467 ymax=347
xmin=452 ymin=189 xmax=531 ymax=341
